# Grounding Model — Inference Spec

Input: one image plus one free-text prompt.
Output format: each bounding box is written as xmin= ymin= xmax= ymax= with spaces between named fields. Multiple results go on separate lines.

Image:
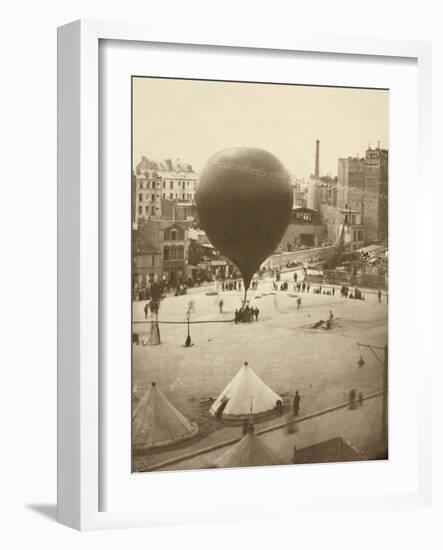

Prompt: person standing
xmin=378 ymin=289 xmax=382 ymax=303
xmin=219 ymin=298 xmax=224 ymax=313
xmin=296 ymin=296 xmax=302 ymax=310
xmin=254 ymin=307 xmax=259 ymax=321
xmin=144 ymin=303 xmax=149 ymax=319
xmin=293 ymin=391 xmax=301 ymax=416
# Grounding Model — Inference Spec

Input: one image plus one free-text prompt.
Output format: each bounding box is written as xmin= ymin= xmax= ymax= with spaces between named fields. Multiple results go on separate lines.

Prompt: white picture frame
xmin=57 ymin=19 xmax=433 ymax=531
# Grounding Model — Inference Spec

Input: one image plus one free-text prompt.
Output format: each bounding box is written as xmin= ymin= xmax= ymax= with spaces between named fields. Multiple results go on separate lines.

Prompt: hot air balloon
xmin=195 ymin=147 xmax=292 ymax=301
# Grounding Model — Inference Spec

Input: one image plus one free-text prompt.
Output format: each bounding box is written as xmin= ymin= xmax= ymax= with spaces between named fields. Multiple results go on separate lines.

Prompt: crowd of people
xmin=313 ymin=285 xmax=335 ymax=296
xmin=221 ymin=279 xmax=242 ymax=292
xmin=293 ymin=280 xmax=310 ymax=293
xmin=340 ymin=285 xmax=363 ymax=300
xmin=234 ymin=305 xmax=260 ymax=323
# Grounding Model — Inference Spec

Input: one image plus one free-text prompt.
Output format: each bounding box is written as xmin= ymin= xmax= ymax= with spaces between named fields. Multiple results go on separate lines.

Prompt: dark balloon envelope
xmin=195 ymin=147 xmax=293 ymax=289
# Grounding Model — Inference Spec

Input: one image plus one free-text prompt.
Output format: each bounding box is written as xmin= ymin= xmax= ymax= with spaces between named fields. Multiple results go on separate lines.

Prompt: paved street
xmin=133 ymin=275 xmax=387 ymax=472
xmin=160 ymin=394 xmax=384 ymax=471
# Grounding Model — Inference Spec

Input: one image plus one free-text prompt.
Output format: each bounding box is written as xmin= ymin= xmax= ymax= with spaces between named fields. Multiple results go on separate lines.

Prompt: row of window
xmin=138 ymin=181 xmax=160 ymax=190
xmin=138 ymin=193 xmax=158 ymax=202
xmin=138 ymin=180 xmax=196 ymax=190
xmin=343 ymin=214 xmax=358 ymax=225
xmin=138 ymin=205 xmax=158 ymax=215
xmin=137 ymin=192 xmax=194 ymax=203
xmin=164 ymin=245 xmax=184 ymax=260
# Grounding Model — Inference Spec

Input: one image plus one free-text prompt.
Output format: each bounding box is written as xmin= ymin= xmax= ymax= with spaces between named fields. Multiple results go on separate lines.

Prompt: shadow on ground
xmin=26 ymin=503 xmax=57 ymax=522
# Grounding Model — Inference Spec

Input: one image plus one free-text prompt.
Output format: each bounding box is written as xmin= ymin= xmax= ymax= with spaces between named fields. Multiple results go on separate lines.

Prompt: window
xmin=145 ymin=205 xmax=149 ymax=214
xmin=170 ymin=181 xmax=173 ymax=189
xmin=182 ymin=181 xmax=185 ymax=189
xmin=138 ymin=206 xmax=142 ymax=214
xmin=163 ymin=181 xmax=166 ymax=189
xmin=151 ymin=206 xmax=155 ymax=215
xmin=171 ymin=229 xmax=177 ymax=241
xmin=164 ymin=246 xmax=169 ymax=260
xmin=169 ymin=193 xmax=173 ymax=200
xmin=176 ymin=245 xmax=184 ymax=259
xmin=152 ymin=194 xmax=155 ymax=201
xmin=145 ymin=194 xmax=149 ymax=201
xmin=351 ymin=214 xmax=356 ymax=225
xmin=138 ymin=193 xmax=143 ymax=202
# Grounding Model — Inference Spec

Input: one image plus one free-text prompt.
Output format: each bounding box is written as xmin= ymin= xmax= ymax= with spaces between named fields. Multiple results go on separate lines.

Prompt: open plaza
xmin=132 ymin=269 xmax=388 ymax=472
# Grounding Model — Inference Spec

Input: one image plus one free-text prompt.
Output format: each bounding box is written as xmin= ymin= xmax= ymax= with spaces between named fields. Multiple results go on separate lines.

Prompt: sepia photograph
xmin=131 ymin=76 xmax=389 ymax=473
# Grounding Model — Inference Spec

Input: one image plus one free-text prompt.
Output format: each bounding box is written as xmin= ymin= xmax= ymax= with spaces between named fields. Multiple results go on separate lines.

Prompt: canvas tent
xmin=213 ymin=426 xmax=285 ymax=468
xmin=209 ymin=362 xmax=282 ymax=420
xmin=133 ymin=382 xmax=198 ymax=449
xmin=292 ymin=437 xmax=365 ymax=464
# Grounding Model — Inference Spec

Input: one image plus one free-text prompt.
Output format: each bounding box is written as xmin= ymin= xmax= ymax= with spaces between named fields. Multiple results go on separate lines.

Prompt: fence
xmin=323 ymin=270 xmax=387 ymax=290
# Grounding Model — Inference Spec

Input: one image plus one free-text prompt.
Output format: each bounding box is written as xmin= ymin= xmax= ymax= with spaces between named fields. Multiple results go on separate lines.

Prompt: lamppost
xmin=184 ymin=309 xmax=192 ymax=347
xmin=357 ymin=342 xmax=388 ymax=454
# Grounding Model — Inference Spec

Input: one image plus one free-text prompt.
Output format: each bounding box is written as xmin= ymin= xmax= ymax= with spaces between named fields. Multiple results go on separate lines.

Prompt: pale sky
xmin=132 ymin=77 xmax=389 ymax=179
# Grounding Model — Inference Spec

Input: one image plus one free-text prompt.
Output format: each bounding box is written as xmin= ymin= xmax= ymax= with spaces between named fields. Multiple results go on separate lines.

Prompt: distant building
xmin=363 ymin=147 xmax=388 ymax=243
xmin=132 ymin=220 xmax=163 ymax=289
xmin=289 ymin=177 xmax=307 ymax=208
xmin=337 ymin=156 xmax=365 ymax=212
xmin=336 ymin=207 xmax=365 ymax=251
xmin=161 ymin=199 xmax=194 ymax=222
xmin=337 ymin=146 xmax=388 ymax=244
xmin=318 ymin=177 xmax=338 ymax=244
xmin=162 ymin=222 xmax=189 ymax=284
xmin=134 ymin=156 xmax=197 ymax=224
xmin=281 ymin=207 xmax=326 ymax=249
xmin=132 ymin=217 xmax=191 ymax=289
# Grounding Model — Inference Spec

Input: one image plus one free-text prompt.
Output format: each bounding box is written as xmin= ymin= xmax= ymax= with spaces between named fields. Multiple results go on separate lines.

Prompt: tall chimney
xmin=315 ymin=140 xmax=320 ymax=180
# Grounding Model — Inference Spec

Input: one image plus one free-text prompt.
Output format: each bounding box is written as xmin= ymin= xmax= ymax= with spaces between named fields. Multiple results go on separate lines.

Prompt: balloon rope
xmin=242 ymin=286 xmax=248 ymax=308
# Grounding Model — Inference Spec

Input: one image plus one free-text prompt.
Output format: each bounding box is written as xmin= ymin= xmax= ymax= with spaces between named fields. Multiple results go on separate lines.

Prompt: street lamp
xmin=184 ymin=309 xmax=192 ymax=347
xmin=356 ymin=342 xmax=388 ymax=454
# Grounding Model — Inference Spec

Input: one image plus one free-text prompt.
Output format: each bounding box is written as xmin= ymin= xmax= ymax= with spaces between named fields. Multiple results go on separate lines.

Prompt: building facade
xmin=162 ymin=222 xmax=189 ymax=284
xmin=132 ymin=218 xmax=191 ymax=290
xmin=281 ymin=207 xmax=326 ymax=249
xmin=336 ymin=207 xmax=365 ymax=251
xmin=363 ymin=147 xmax=388 ymax=243
xmin=337 ymin=156 xmax=366 ymax=212
xmin=337 ymin=146 xmax=388 ymax=244
xmin=134 ymin=156 xmax=197 ymax=225
xmin=132 ymin=220 xmax=163 ymax=290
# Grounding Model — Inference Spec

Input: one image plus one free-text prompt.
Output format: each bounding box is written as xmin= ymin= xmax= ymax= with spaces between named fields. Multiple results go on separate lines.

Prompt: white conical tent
xmin=209 ymin=363 xmax=282 ymax=419
xmin=213 ymin=428 xmax=285 ymax=468
xmin=133 ymin=382 xmax=198 ymax=449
